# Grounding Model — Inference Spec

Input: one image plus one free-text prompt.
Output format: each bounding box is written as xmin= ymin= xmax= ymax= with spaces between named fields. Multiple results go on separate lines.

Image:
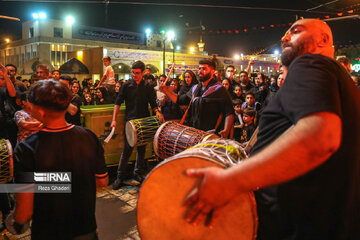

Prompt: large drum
xmin=0 ymin=139 xmax=13 ymax=183
xmin=137 ymin=139 xmax=257 ymax=240
xmin=125 ymin=116 xmax=162 ymax=147
xmin=154 ymin=121 xmax=219 ymax=159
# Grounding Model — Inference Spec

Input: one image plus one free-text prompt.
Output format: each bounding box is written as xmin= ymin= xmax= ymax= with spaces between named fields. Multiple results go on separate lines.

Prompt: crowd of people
xmin=0 ymin=18 xmax=359 ymax=240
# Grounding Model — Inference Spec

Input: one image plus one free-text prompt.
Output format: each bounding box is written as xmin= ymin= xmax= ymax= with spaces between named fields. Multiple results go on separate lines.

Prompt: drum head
xmin=125 ymin=121 xmax=137 ymax=147
xmin=137 ymin=157 xmax=257 ymax=240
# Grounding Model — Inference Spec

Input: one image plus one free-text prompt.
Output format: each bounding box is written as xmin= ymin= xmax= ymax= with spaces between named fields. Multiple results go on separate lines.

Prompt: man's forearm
xmin=227 ymin=112 xmax=341 ymax=193
xmin=67 ymin=103 xmax=78 ymax=116
xmin=161 ymin=86 xmax=178 ymax=103
xmin=112 ymin=105 xmax=120 ymax=122
xmin=5 ymin=75 xmax=16 ymax=97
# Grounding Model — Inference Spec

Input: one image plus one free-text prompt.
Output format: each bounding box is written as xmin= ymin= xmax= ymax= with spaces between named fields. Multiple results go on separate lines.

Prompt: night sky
xmin=1 ymin=0 xmax=360 ymax=56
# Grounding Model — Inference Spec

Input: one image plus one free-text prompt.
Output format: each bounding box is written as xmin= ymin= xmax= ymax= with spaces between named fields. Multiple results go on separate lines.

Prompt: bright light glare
xmin=32 ymin=13 xmax=39 ymax=19
xmin=167 ymin=30 xmax=175 ymax=41
xmin=145 ymin=28 xmax=151 ymax=36
xmin=176 ymin=45 xmax=181 ymax=50
xmin=234 ymin=54 xmax=240 ymax=60
xmin=274 ymin=50 xmax=280 ymax=55
xmin=190 ymin=47 xmax=195 ymax=53
xmin=39 ymin=12 xmax=46 ymax=19
xmin=66 ymin=16 xmax=75 ymax=25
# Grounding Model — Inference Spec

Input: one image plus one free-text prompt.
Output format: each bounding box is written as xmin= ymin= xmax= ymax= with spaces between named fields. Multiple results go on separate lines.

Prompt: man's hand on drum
xmin=184 ymin=167 xmax=237 ymax=228
xmin=155 ymin=110 xmax=165 ymax=123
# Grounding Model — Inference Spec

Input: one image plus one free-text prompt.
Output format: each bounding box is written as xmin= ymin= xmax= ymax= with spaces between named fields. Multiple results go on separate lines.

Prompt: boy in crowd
xmin=232 ymin=98 xmax=243 ymax=142
xmin=240 ymin=107 xmax=256 ymax=143
xmin=8 ymin=80 xmax=108 ymax=239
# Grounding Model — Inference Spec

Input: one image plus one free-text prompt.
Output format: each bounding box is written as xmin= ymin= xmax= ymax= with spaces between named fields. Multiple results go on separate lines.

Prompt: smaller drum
xmin=125 ymin=116 xmax=162 ymax=147
xmin=154 ymin=121 xmax=219 ymax=159
xmin=0 ymin=139 xmax=13 ymax=183
xmin=137 ymin=139 xmax=256 ymax=240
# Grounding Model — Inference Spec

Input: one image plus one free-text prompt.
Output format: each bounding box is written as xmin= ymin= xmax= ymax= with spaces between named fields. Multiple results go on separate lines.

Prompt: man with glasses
xmin=111 ymin=61 xmax=164 ymax=190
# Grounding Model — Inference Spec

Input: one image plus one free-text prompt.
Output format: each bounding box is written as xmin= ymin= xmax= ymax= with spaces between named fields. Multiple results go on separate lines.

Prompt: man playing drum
xmin=111 ymin=60 xmax=164 ymax=190
xmin=184 ymin=19 xmax=360 ymax=239
xmin=160 ymin=59 xmax=234 ymax=138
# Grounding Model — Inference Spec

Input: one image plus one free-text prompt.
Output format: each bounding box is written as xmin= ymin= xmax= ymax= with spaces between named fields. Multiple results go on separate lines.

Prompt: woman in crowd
xmin=95 ymin=87 xmax=112 ymax=105
xmin=161 ymin=78 xmax=182 ymax=121
xmin=178 ymin=70 xmax=198 ymax=96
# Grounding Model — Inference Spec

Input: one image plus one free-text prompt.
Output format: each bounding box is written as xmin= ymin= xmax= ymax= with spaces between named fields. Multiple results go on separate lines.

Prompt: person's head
xmin=279 ymin=65 xmax=288 ymax=78
xmin=270 ymin=76 xmax=276 ymax=85
xmin=245 ymin=92 xmax=255 ymax=106
xmin=225 ymin=65 xmax=236 ymax=80
xmin=351 ymin=76 xmax=359 ymax=87
xmin=27 ymin=80 xmax=72 ymax=121
xmin=145 ymin=67 xmax=151 ymax=76
xmin=52 ymin=70 xmax=61 ymax=81
xmin=183 ymin=70 xmax=197 ymax=86
xmin=96 ymin=87 xmax=108 ymax=99
xmin=15 ymin=91 xmax=28 ymax=109
xmin=281 ymin=19 xmax=334 ymax=67
xmin=214 ymin=70 xmax=222 ymax=81
xmin=222 ymin=78 xmax=231 ymax=90
xmin=170 ymin=79 xmax=179 ymax=92
xmin=84 ymin=93 xmax=92 ymax=104
xmin=71 ymin=81 xmax=80 ymax=94
xmin=239 ymin=71 xmax=249 ymax=85
xmin=89 ymin=86 xmax=95 ymax=94
xmin=255 ymin=73 xmax=264 ymax=86
xmin=242 ymin=107 xmax=256 ymax=124
xmin=277 ymin=74 xmax=285 ymax=88
xmin=115 ymin=82 xmax=121 ymax=93
xmin=23 ymin=79 xmax=30 ymax=87
xmin=132 ymin=61 xmax=145 ymax=82
xmin=59 ymin=75 xmax=72 ymax=89
xmin=159 ymin=74 xmax=167 ymax=84
xmin=36 ymin=64 xmax=50 ymax=80
xmin=234 ymin=85 xmax=242 ymax=97
xmin=232 ymin=99 xmax=243 ymax=114
xmin=103 ymin=56 xmax=111 ymax=66
xmin=198 ymin=59 xmax=216 ymax=82
xmin=337 ymin=56 xmax=353 ymax=74
xmin=5 ymin=64 xmax=17 ymax=79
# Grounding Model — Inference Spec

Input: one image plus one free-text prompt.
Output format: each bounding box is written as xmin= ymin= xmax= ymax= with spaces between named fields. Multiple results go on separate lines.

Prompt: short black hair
xmin=232 ymin=99 xmax=243 ymax=106
xmin=199 ymin=59 xmax=216 ymax=70
xmin=239 ymin=71 xmax=248 ymax=75
xmin=52 ymin=70 xmax=61 ymax=74
xmin=132 ymin=61 xmax=145 ymax=72
xmin=103 ymin=56 xmax=111 ymax=61
xmin=245 ymin=91 xmax=255 ymax=97
xmin=59 ymin=75 xmax=72 ymax=83
xmin=226 ymin=65 xmax=235 ymax=71
xmin=243 ymin=107 xmax=256 ymax=118
xmin=36 ymin=64 xmax=49 ymax=73
xmin=5 ymin=64 xmax=17 ymax=72
xmin=27 ymin=80 xmax=72 ymax=111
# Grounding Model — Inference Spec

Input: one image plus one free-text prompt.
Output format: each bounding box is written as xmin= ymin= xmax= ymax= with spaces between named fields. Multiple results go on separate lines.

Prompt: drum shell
xmin=153 ymin=121 xmax=219 ymax=159
xmin=0 ymin=139 xmax=13 ymax=184
xmin=137 ymin=139 xmax=257 ymax=240
xmin=125 ymin=116 xmax=161 ymax=147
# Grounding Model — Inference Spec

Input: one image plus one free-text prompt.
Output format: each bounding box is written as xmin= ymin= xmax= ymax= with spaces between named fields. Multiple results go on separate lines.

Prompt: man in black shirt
xmin=160 ymin=59 xmax=234 ymax=138
xmin=111 ymin=61 xmax=164 ymax=190
xmin=59 ymin=75 xmax=82 ymax=125
xmin=8 ymin=80 xmax=108 ymax=239
xmin=183 ymin=19 xmax=360 ymax=240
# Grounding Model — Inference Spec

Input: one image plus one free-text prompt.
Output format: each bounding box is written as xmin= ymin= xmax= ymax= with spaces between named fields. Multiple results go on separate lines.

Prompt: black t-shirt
xmin=65 ymin=94 xmax=82 ymax=125
xmin=115 ymin=79 xmax=157 ymax=121
xmin=177 ymin=78 xmax=234 ymax=132
xmin=252 ymin=54 xmax=360 ymax=239
xmin=15 ymin=125 xmax=107 ymax=240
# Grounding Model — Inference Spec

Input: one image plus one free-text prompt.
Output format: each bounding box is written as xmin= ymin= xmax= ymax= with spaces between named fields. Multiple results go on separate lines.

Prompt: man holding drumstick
xmin=111 ymin=60 xmax=164 ymax=190
xmin=184 ymin=19 xmax=360 ymax=239
xmin=160 ymin=59 xmax=234 ymax=138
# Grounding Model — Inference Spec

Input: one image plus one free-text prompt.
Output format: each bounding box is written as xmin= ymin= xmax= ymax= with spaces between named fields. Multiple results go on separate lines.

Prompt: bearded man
xmin=183 ymin=19 xmax=360 ymax=240
xmin=160 ymin=59 xmax=234 ymax=138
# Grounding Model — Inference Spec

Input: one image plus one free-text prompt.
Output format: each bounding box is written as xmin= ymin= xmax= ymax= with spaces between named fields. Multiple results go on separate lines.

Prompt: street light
xmin=190 ymin=47 xmax=195 ymax=54
xmin=66 ymin=16 xmax=75 ymax=25
xmin=39 ymin=12 xmax=47 ymax=19
xmin=4 ymin=38 xmax=10 ymax=44
xmin=145 ymin=28 xmax=151 ymax=36
xmin=234 ymin=54 xmax=240 ymax=60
